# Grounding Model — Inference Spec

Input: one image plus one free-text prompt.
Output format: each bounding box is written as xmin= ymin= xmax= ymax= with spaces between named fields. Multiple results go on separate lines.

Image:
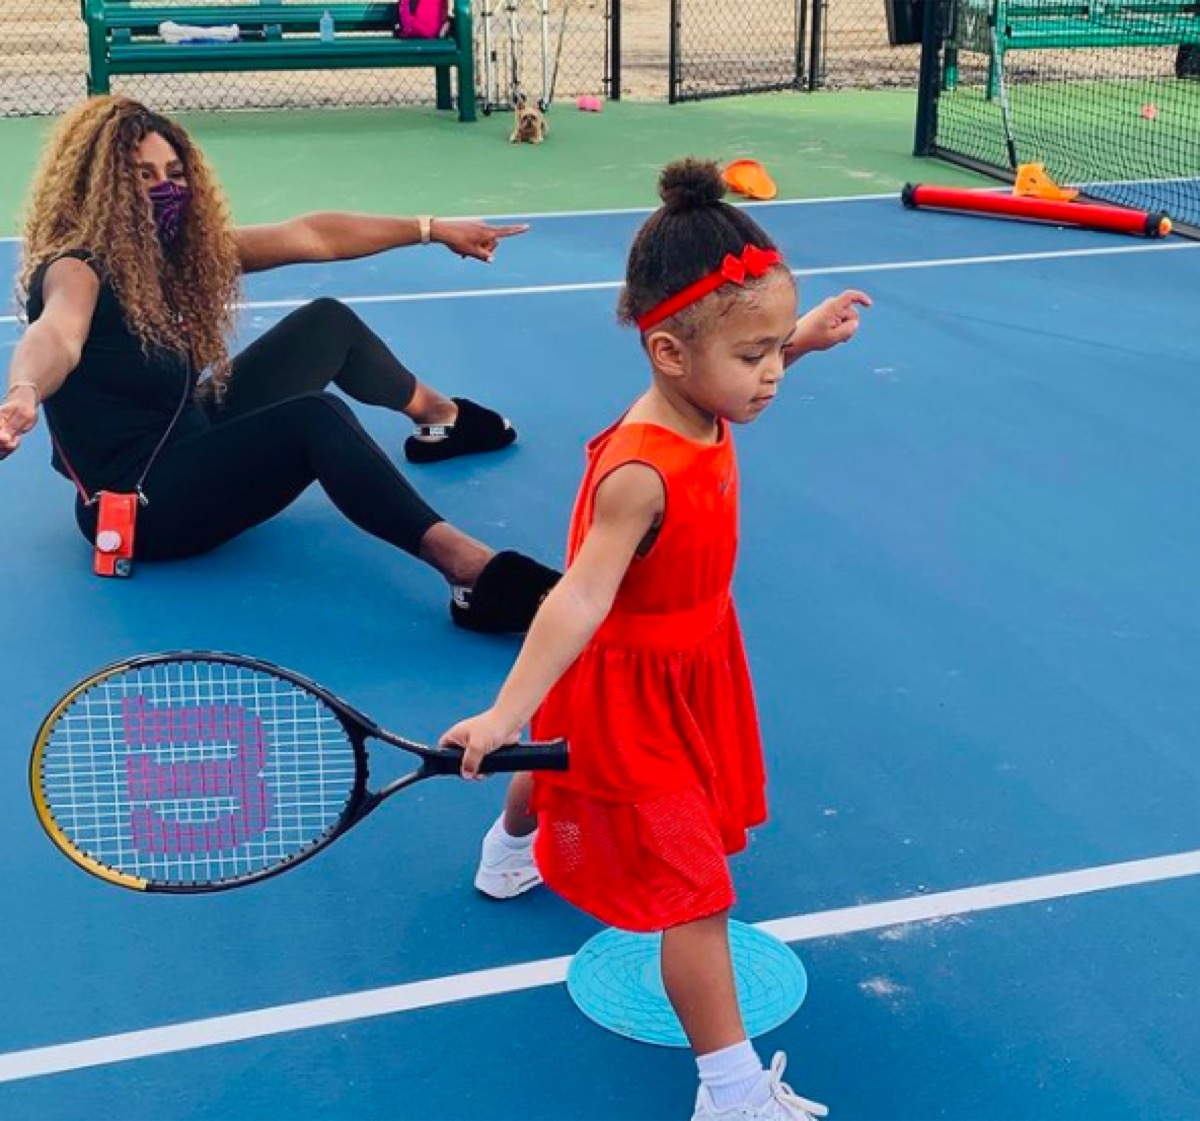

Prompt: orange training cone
xmin=1013 ymin=162 xmax=1079 ymax=202
xmin=723 ymin=160 xmax=778 ymax=201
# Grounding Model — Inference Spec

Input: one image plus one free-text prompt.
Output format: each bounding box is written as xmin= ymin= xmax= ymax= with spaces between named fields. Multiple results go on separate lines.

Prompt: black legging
xmin=76 ymin=299 xmax=441 ymax=561
xmin=224 ymin=296 xmax=418 ymax=414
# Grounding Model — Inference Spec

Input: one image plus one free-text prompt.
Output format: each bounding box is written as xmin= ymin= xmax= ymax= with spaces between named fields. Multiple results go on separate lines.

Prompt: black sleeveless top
xmin=26 ymin=250 xmax=211 ymax=493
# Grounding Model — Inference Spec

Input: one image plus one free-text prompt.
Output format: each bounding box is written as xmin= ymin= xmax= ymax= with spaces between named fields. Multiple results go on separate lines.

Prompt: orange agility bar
xmin=902 ymin=183 xmax=1172 ymax=238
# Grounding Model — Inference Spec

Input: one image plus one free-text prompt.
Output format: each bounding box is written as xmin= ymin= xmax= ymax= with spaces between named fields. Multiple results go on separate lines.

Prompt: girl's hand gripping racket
xmin=30 ymin=652 xmax=568 ymax=893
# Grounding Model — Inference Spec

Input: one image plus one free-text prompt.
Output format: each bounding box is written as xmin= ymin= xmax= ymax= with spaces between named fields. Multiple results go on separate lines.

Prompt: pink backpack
xmin=397 ymin=0 xmax=449 ymax=37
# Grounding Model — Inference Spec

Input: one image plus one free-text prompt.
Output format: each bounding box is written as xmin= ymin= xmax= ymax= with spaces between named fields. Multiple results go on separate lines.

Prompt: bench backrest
xmin=961 ymin=0 xmax=1198 ymax=20
xmin=84 ymin=0 xmax=468 ymax=35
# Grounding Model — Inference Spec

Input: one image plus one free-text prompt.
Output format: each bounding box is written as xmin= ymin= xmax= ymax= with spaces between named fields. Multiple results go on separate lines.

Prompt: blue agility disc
xmin=566 ymin=921 xmax=808 ymax=1047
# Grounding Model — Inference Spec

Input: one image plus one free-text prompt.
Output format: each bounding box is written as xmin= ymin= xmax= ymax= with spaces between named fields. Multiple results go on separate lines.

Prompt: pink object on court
xmin=577 ymin=95 xmax=602 ymax=112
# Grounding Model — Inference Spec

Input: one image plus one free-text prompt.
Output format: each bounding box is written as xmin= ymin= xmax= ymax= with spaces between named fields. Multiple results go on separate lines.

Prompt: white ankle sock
xmin=485 ymin=815 xmax=535 ymax=851
xmin=697 ymin=1041 xmax=770 ymax=1110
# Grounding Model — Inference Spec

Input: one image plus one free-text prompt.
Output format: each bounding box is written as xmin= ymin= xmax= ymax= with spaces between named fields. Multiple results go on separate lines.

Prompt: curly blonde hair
xmin=18 ymin=95 xmax=241 ymax=399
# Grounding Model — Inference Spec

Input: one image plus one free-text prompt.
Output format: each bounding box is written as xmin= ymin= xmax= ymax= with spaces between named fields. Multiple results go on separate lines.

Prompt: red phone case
xmin=94 ymin=491 xmax=139 ymax=578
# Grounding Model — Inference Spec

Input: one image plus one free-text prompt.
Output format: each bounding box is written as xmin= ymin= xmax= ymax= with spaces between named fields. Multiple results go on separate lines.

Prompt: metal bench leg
xmin=86 ymin=8 xmax=111 ymax=95
xmin=458 ymin=68 xmax=477 ymax=121
xmin=436 ymin=65 xmax=452 ymax=110
xmin=455 ymin=2 xmax=477 ymax=121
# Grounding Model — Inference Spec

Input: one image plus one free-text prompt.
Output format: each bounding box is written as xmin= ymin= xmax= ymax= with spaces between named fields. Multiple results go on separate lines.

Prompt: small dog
xmin=510 ymin=95 xmax=548 ymax=145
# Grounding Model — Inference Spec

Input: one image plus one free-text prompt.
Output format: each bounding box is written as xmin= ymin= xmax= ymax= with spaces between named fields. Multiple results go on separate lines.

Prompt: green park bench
xmin=82 ymin=0 xmax=477 ymax=121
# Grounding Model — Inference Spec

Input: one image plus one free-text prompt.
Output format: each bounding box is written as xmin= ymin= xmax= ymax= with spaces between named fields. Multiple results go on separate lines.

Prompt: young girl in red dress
xmin=442 ymin=158 xmax=869 ymax=1120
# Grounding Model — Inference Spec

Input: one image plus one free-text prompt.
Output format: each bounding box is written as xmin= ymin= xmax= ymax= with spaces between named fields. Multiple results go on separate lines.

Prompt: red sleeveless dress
xmin=530 ymin=419 xmax=767 ymax=932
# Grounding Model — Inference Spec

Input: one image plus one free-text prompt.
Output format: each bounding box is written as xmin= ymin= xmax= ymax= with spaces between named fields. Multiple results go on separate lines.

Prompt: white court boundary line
xmin=0 ymin=194 xmax=904 ymax=245
xmin=1 ymin=241 xmax=1196 ymax=326
xmin=2 ymin=847 xmax=1199 ymax=1085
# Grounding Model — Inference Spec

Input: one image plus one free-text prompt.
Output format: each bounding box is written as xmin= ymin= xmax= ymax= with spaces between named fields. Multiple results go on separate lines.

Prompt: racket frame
xmin=30 ymin=651 xmax=566 ymax=893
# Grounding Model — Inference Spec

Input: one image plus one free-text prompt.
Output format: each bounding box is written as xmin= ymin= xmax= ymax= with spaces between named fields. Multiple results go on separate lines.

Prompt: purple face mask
xmin=148 ymin=180 xmax=189 ymax=245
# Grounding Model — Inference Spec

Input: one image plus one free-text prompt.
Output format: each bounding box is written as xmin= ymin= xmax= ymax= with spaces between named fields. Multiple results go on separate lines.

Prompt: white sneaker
xmin=691 ymin=1053 xmax=828 ymax=1121
xmin=474 ymin=829 xmax=542 ymax=900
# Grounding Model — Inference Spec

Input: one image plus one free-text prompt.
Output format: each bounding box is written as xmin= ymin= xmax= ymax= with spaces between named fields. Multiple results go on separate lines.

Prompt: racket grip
xmin=427 ymin=738 xmax=569 ymax=775
xmin=480 ymin=739 xmax=570 ymax=773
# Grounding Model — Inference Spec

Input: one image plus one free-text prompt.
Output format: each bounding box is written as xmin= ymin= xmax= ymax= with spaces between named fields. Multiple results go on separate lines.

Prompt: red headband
xmin=636 ymin=244 xmax=785 ymax=333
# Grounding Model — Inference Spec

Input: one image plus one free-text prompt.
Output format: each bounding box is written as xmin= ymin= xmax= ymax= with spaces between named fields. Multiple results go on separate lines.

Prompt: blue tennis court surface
xmin=1 ymin=196 xmax=1199 ymax=1119
xmin=1085 ymin=177 xmax=1200 ymax=227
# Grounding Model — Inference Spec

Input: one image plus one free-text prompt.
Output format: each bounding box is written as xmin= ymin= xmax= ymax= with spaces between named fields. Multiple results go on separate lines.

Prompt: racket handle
xmin=483 ymin=739 xmax=569 ymax=773
xmin=428 ymin=738 xmax=570 ymax=775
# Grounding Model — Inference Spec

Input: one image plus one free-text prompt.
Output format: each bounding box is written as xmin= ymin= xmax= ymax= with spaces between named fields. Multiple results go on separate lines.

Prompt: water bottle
xmin=319 ymin=10 xmax=335 ymax=41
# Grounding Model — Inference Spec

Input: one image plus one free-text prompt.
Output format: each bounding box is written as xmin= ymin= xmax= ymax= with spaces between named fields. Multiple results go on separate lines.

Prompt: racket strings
xmin=37 ymin=660 xmax=358 ymax=887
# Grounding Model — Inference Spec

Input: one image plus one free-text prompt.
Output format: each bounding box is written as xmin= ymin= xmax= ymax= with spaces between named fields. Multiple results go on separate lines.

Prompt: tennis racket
xmin=30 ymin=651 xmax=568 ymax=893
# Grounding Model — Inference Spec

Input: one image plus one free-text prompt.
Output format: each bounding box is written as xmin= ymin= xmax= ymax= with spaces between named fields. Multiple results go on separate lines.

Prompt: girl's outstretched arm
xmin=441 ymin=461 xmax=664 ymax=777
xmin=785 ymin=288 xmax=872 ymax=364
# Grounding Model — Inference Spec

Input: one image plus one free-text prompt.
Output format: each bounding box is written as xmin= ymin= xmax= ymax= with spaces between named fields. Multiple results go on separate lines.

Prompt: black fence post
xmin=913 ymin=0 xmax=944 ymax=155
xmin=606 ymin=0 xmax=622 ymax=101
xmin=795 ymin=0 xmax=808 ymax=88
xmin=668 ymin=0 xmax=681 ymax=103
xmin=807 ymin=0 xmax=826 ymax=90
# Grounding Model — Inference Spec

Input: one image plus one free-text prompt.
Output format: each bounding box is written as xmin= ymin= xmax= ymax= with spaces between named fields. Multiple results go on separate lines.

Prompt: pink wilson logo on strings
xmin=122 ymin=697 xmax=272 ymax=854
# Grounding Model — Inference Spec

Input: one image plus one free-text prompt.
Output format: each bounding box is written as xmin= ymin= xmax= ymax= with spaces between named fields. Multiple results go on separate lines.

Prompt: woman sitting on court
xmin=0 ymin=95 xmax=558 ymax=633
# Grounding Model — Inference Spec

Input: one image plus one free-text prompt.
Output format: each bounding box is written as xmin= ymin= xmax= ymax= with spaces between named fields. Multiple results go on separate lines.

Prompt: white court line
xmin=0 ymin=194 xmax=908 ymax=245
xmin=2 ymin=241 xmax=1195 ymax=326
xmin=1 ymin=846 xmax=1199 ymax=1085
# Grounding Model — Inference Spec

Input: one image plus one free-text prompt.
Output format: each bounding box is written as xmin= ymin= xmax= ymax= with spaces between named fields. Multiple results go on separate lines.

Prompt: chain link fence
xmin=813 ymin=0 xmax=922 ymax=89
xmin=667 ymin=0 xmax=803 ymax=103
xmin=0 ymin=0 xmax=87 ymax=116
xmin=1 ymin=0 xmax=923 ymax=118
xmin=645 ymin=0 xmax=924 ymax=102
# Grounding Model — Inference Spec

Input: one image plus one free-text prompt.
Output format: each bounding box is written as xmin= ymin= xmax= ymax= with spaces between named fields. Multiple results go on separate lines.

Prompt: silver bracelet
xmin=6 ymin=380 xmax=41 ymax=408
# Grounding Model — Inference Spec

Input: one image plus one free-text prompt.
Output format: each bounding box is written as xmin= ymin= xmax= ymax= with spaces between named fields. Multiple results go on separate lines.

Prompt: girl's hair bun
xmin=658 ymin=158 xmax=726 ymax=214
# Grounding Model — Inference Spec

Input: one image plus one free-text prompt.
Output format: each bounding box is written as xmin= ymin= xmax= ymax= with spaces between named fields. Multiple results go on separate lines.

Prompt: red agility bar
xmin=902 ymin=183 xmax=1172 ymax=239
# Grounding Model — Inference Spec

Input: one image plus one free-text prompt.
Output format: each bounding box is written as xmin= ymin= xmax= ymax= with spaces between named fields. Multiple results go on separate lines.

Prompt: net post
xmin=914 ymin=0 xmax=945 ymax=156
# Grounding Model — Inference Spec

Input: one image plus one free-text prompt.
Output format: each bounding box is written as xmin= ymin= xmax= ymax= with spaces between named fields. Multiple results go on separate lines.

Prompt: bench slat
xmin=108 ymin=39 xmax=461 ymax=65
xmin=95 ymin=4 xmax=400 ymax=31
xmin=1001 ymin=1 xmax=1200 ymax=14
xmin=1006 ymin=24 xmax=1200 ymax=45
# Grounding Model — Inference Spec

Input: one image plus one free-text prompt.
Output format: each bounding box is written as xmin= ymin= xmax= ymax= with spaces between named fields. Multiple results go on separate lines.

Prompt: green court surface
xmin=938 ymin=78 xmax=1200 ymax=179
xmin=0 ymin=90 xmax=988 ymax=230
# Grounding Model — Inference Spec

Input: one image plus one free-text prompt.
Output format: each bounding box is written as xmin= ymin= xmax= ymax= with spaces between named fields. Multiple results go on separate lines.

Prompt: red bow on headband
xmin=637 ymin=245 xmax=785 ymax=332
xmin=718 ymin=244 xmax=781 ymax=286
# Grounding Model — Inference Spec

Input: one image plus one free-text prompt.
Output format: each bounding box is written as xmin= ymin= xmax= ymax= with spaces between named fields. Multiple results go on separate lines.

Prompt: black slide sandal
xmin=405 ymin=398 xmax=517 ymax=464
xmin=451 ymin=551 xmax=561 ymax=634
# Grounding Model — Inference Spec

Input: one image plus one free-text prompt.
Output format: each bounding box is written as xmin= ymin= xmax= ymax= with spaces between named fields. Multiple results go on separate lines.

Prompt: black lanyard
xmin=48 ymin=362 xmax=194 ymax=506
